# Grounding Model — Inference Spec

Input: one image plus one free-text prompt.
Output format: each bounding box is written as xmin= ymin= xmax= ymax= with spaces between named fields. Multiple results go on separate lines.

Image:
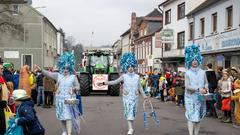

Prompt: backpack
xmin=5 ymin=108 xmax=24 ymax=135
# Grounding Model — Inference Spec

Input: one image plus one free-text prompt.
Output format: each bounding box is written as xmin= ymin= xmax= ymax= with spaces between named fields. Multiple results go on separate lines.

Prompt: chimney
xmin=131 ymin=12 xmax=137 ymax=35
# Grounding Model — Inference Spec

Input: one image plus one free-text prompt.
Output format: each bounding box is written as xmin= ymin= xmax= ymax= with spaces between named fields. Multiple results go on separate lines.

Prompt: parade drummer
xmin=184 ymin=45 xmax=208 ymax=135
xmin=98 ymin=52 xmax=149 ymax=135
xmin=35 ymin=51 xmax=81 ymax=135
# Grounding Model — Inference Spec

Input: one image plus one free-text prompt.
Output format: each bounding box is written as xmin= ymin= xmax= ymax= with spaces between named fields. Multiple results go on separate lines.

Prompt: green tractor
xmin=79 ymin=50 xmax=120 ymax=96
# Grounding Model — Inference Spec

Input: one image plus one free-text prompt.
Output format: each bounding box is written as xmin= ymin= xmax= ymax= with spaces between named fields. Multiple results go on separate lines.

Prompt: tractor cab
xmin=79 ymin=50 xmax=120 ymax=96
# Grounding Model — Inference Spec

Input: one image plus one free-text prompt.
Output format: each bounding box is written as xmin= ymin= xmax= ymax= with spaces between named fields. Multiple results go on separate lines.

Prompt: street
xmin=37 ymin=95 xmax=240 ymax=135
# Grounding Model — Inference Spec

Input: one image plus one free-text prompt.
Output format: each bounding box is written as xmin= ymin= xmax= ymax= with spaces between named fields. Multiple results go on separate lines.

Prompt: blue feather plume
xmin=185 ymin=44 xmax=203 ymax=69
xmin=58 ymin=52 xmax=75 ymax=74
xmin=120 ymin=52 xmax=137 ymax=72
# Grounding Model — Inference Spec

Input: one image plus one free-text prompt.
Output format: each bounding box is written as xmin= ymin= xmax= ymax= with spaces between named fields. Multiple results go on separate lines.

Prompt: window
xmin=12 ymin=5 xmax=19 ymax=15
xmin=165 ymin=9 xmax=171 ymax=24
xmin=189 ymin=22 xmax=194 ymax=40
xmin=226 ymin=6 xmax=233 ymax=28
xmin=165 ymin=43 xmax=171 ymax=51
xmin=144 ymin=29 xmax=147 ymax=35
xmin=200 ymin=18 xmax=205 ymax=36
xmin=149 ymin=43 xmax=151 ymax=54
xmin=178 ymin=2 xmax=185 ymax=20
xmin=212 ymin=13 xmax=217 ymax=32
xmin=143 ymin=43 xmax=145 ymax=59
xmin=177 ymin=31 xmax=185 ymax=49
xmin=140 ymin=29 xmax=144 ymax=36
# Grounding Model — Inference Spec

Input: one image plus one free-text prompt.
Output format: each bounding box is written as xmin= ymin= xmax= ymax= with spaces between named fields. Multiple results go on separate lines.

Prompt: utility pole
xmin=91 ymin=31 xmax=94 ymax=47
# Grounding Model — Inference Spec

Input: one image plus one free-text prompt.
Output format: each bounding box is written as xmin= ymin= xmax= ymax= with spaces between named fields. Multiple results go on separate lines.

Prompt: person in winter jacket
xmin=12 ymin=89 xmax=45 ymax=135
xmin=3 ymin=63 xmax=14 ymax=85
xmin=205 ymin=63 xmax=218 ymax=118
xmin=0 ymin=63 xmax=9 ymax=135
xmin=13 ymin=70 xmax=20 ymax=90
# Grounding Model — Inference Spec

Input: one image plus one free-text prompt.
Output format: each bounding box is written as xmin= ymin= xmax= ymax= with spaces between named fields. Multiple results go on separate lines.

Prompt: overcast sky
xmin=32 ymin=0 xmax=161 ymax=47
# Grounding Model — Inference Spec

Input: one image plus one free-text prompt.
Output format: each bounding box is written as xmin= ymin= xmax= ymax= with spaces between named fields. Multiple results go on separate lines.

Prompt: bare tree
xmin=73 ymin=43 xmax=84 ymax=70
xmin=0 ymin=2 xmax=25 ymax=42
xmin=64 ymin=36 xmax=76 ymax=51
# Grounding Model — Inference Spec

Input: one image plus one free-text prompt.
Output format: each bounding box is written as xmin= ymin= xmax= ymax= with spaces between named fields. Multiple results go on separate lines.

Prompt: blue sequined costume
xmin=106 ymin=52 xmax=145 ymax=120
xmin=185 ymin=67 xmax=207 ymax=122
xmin=107 ymin=73 xmax=145 ymax=120
xmin=184 ymin=44 xmax=208 ymax=122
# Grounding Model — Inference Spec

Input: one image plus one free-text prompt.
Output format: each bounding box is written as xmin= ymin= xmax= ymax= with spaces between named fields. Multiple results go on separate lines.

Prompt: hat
xmin=159 ymin=76 xmax=166 ymax=81
xmin=13 ymin=89 xmax=29 ymax=101
xmin=3 ymin=63 xmax=13 ymax=68
xmin=234 ymin=89 xmax=240 ymax=94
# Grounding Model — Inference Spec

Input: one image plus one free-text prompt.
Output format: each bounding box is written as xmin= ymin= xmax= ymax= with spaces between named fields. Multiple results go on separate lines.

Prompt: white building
xmin=187 ymin=0 xmax=240 ymax=69
xmin=112 ymin=39 xmax=122 ymax=71
xmin=159 ymin=0 xmax=188 ymax=71
xmin=120 ymin=29 xmax=131 ymax=54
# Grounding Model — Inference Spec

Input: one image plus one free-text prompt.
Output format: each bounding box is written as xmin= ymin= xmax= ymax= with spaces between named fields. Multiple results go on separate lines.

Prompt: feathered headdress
xmin=58 ymin=52 xmax=75 ymax=74
xmin=120 ymin=52 xmax=137 ymax=72
xmin=185 ymin=44 xmax=203 ymax=69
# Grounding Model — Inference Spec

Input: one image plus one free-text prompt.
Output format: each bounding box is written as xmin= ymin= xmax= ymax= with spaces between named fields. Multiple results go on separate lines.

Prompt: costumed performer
xmin=34 ymin=52 xmax=81 ymax=135
xmin=18 ymin=65 xmax=31 ymax=97
xmin=184 ymin=45 xmax=208 ymax=135
xmin=231 ymin=79 xmax=240 ymax=128
xmin=98 ymin=52 xmax=149 ymax=135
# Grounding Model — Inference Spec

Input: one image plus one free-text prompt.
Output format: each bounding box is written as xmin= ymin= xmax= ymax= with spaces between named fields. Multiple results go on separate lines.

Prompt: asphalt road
xmin=37 ymin=95 xmax=240 ymax=135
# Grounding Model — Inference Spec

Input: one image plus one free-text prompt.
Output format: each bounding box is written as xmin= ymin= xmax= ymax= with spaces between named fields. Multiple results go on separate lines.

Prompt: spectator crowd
xmin=0 ymin=62 xmax=55 ymax=134
xmin=140 ymin=63 xmax=240 ymax=129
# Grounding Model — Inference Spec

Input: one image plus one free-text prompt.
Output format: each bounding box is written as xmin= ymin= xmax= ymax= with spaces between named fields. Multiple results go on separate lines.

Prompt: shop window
xmin=225 ymin=59 xmax=231 ymax=68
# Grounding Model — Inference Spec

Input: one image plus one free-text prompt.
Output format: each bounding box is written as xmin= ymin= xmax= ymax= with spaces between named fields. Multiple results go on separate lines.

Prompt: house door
xmin=22 ymin=54 xmax=33 ymax=70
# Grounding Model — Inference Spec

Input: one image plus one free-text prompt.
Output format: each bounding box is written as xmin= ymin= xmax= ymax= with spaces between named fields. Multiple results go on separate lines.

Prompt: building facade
xmin=120 ymin=29 xmax=131 ymax=54
xmin=112 ymin=39 xmax=122 ymax=72
xmin=133 ymin=9 xmax=162 ymax=74
xmin=187 ymin=0 xmax=240 ymax=69
xmin=159 ymin=0 xmax=188 ymax=71
xmin=0 ymin=3 xmax=58 ymax=70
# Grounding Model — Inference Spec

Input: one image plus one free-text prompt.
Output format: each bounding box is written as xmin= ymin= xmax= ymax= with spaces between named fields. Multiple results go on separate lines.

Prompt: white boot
xmin=127 ymin=129 xmax=134 ymax=135
xmin=62 ymin=131 xmax=67 ymax=135
xmin=194 ymin=122 xmax=201 ymax=135
xmin=187 ymin=121 xmax=194 ymax=135
xmin=127 ymin=121 xmax=134 ymax=135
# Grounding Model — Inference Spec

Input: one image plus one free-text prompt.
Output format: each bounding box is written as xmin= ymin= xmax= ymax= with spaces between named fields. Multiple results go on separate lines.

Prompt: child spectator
xmin=175 ymin=74 xmax=185 ymax=106
xmin=12 ymin=89 xmax=45 ymax=135
xmin=218 ymin=72 xmax=232 ymax=123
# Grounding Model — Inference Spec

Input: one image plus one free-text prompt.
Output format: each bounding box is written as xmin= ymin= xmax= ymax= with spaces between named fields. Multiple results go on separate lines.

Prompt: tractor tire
xmin=80 ymin=73 xmax=91 ymax=96
xmin=109 ymin=73 xmax=120 ymax=96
